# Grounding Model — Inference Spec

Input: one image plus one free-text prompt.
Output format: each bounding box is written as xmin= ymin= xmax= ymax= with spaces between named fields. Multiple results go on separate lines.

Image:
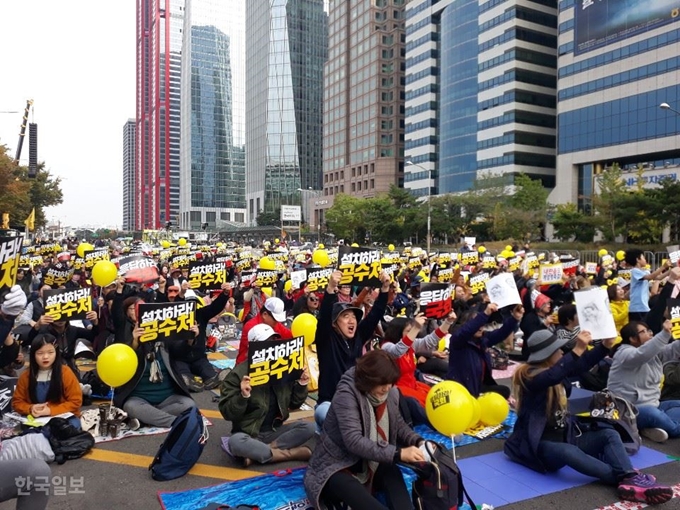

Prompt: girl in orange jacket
xmin=13 ymin=334 xmax=83 ymax=430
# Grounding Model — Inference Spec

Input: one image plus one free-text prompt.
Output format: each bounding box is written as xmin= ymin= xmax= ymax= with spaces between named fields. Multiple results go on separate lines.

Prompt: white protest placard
xmin=574 ymin=287 xmax=617 ymax=340
xmin=290 ymin=269 xmax=307 ymax=290
xmin=539 ymin=263 xmax=564 ymax=285
xmin=281 ymin=205 xmax=301 ymax=222
xmin=667 ymin=245 xmax=680 ymax=265
xmin=585 ymin=262 xmax=597 ymax=275
xmin=485 ymin=273 xmax=521 ymax=309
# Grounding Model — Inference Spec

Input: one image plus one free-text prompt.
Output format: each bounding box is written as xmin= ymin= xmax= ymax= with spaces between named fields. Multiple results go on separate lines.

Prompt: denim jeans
xmin=537 ymin=428 xmax=633 ymax=485
xmin=637 ymin=401 xmax=680 ymax=437
xmin=314 ymin=401 xmax=331 ymax=434
xmin=229 ymin=421 xmax=315 ymax=464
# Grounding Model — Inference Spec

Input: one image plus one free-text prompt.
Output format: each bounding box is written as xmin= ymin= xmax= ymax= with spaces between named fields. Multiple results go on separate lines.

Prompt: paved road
xmin=2 ymin=380 xmax=679 ymax=510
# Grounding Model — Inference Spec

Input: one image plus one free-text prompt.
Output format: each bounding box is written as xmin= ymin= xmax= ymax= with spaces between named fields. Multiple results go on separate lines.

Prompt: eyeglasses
xmin=636 ymin=328 xmax=652 ymax=335
xmin=308 ymin=297 xmax=319 ymax=302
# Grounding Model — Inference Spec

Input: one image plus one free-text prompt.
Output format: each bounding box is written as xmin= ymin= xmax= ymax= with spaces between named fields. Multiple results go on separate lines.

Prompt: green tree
xmin=551 ymin=202 xmax=596 ymax=242
xmin=0 ymin=145 xmax=63 ymax=229
xmin=591 ymin=164 xmax=627 ymax=241
xmin=325 ymin=194 xmax=367 ymax=242
xmin=256 ymin=208 xmax=280 ymax=227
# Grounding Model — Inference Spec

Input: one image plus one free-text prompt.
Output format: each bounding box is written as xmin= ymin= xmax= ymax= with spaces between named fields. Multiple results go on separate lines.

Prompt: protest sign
xmin=290 ymin=269 xmax=307 ymax=290
xmin=419 ymin=283 xmax=453 ymax=319
xmin=43 ymin=266 xmax=75 ymax=289
xmin=539 ymin=263 xmax=564 ymax=285
xmin=337 ymin=245 xmax=382 ymax=287
xmin=248 ymin=336 xmax=305 ymax=387
xmin=188 ymin=261 xmax=226 ymax=291
xmin=469 ymin=273 xmax=490 ymax=295
xmin=256 ymin=269 xmax=278 ymax=288
xmin=561 ymin=258 xmax=580 ymax=277
xmin=574 ymin=287 xmax=617 ymax=340
xmin=117 ymin=255 xmax=159 ymax=284
xmin=83 ymin=249 xmax=110 ymax=269
xmin=0 ymin=236 xmax=23 ymax=294
xmin=481 ymin=256 xmax=497 ymax=270
xmin=585 ymin=262 xmax=597 ymax=275
xmin=305 ymin=267 xmax=334 ymax=292
xmin=668 ymin=246 xmax=680 ymax=265
xmin=44 ymin=288 xmax=92 ymax=321
xmin=437 ymin=267 xmax=454 ymax=283
xmin=485 ymin=273 xmax=521 ymax=309
xmin=137 ymin=301 xmax=196 ymax=343
xmin=460 ymin=251 xmax=479 ymax=266
xmin=667 ymin=299 xmax=680 ymax=340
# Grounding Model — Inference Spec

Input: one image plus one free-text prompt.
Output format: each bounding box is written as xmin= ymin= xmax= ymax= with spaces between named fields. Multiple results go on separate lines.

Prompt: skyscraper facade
xmin=311 ymin=0 xmax=406 ymax=232
xmin=404 ymin=0 xmax=558 ymax=196
xmin=180 ymin=0 xmax=246 ymax=231
xmin=245 ymin=0 xmax=328 ymax=225
xmin=551 ymin=0 xmax=680 ymax=212
xmin=135 ymin=0 xmax=184 ymax=229
xmin=123 ymin=119 xmax=136 ymax=231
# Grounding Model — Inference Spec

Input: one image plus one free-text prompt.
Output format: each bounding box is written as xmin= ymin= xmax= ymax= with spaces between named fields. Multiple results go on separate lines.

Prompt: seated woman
xmin=113 ymin=312 xmax=196 ymax=428
xmin=608 ymin=320 xmax=680 ymax=443
xmin=505 ymin=330 xmax=672 ymax=505
xmin=304 ymin=350 xmax=427 ymax=510
xmin=219 ymin=324 xmax=315 ymax=467
xmin=608 ymin=284 xmax=629 ymax=344
xmin=0 ymin=458 xmax=50 ymax=510
xmin=13 ymin=334 xmax=83 ymax=430
xmin=447 ymin=303 xmax=524 ymax=399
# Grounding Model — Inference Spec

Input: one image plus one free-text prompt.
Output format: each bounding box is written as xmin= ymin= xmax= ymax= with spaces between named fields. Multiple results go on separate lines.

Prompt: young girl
xmin=504 ymin=330 xmax=672 ymax=505
xmin=13 ymin=334 xmax=83 ymax=430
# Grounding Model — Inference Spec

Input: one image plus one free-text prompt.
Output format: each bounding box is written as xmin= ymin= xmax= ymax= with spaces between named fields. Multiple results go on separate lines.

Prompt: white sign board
xmin=281 ymin=205 xmax=301 ymax=222
xmin=574 ymin=287 xmax=617 ymax=341
xmin=485 ymin=273 xmax=522 ymax=309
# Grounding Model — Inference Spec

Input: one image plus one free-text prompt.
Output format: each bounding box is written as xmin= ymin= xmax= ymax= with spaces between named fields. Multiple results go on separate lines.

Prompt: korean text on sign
xmin=0 ymin=236 xmax=23 ymax=292
xmin=137 ymin=302 xmax=196 ymax=343
xmin=188 ymin=261 xmax=226 ymax=291
xmin=419 ymin=283 xmax=453 ymax=319
xmin=44 ymin=288 xmax=92 ymax=321
xmin=306 ymin=268 xmax=334 ymax=292
xmin=337 ymin=245 xmax=382 ymax=287
xmin=248 ymin=336 xmax=305 ymax=386
xmin=667 ymin=299 xmax=680 ymax=340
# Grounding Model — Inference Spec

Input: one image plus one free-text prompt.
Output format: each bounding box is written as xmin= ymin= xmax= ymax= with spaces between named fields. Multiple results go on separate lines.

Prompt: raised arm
xmin=357 ymin=271 xmax=391 ymax=343
xmin=483 ymin=305 xmax=523 ymax=348
xmin=614 ymin=326 xmax=672 ymax=367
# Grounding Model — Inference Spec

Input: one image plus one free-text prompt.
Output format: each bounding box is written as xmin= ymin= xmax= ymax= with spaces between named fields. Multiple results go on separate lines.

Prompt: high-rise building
xmin=180 ymin=0 xmax=246 ymax=231
xmin=312 ymin=0 xmax=406 ymax=233
xmin=404 ymin=0 xmax=558 ymax=196
xmin=135 ymin=0 xmax=184 ymax=230
xmin=245 ymin=0 xmax=328 ymax=225
xmin=123 ymin=119 xmax=136 ymax=231
xmin=551 ymin=0 xmax=680 ymax=212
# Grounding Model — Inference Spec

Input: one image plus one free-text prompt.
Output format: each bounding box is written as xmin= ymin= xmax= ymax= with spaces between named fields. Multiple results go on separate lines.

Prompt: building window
xmin=340 ymin=185 xmax=344 ymax=193
xmin=352 ymin=167 xmax=356 ymax=177
xmin=358 ymin=181 xmax=362 ymax=191
xmin=341 ymin=170 xmax=344 ymax=179
xmin=206 ymin=212 xmax=216 ymax=222
xmin=352 ymin=183 xmax=356 ymax=192
xmin=235 ymin=212 xmax=245 ymax=223
xmin=364 ymin=180 xmax=369 ymax=190
xmin=190 ymin=211 xmax=201 ymax=222
xmin=220 ymin=212 xmax=230 ymax=220
xmin=370 ymin=163 xmax=375 ymax=173
xmin=370 ymin=179 xmax=375 ymax=189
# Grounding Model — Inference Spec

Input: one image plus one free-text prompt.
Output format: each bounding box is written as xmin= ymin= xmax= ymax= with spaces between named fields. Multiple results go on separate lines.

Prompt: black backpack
xmin=47 ymin=417 xmax=95 ymax=464
xmin=409 ymin=442 xmax=476 ymax=510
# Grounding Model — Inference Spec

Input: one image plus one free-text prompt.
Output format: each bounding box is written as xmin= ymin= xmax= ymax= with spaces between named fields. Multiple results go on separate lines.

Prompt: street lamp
xmin=405 ymin=160 xmax=432 ymax=255
xmin=660 ymin=102 xmax=680 ymax=115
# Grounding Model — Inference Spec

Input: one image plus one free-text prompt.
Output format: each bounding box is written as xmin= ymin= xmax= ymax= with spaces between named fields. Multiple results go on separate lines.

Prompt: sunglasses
xmin=308 ymin=297 xmax=319 ymax=302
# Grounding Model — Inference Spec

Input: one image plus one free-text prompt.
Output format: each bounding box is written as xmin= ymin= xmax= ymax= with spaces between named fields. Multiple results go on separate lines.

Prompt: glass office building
xmin=180 ymin=0 xmax=246 ymax=230
xmin=245 ymin=0 xmax=327 ymax=224
xmin=135 ymin=0 xmax=184 ymax=229
xmin=551 ymin=0 xmax=680 ymax=211
xmin=404 ymin=0 xmax=558 ymax=196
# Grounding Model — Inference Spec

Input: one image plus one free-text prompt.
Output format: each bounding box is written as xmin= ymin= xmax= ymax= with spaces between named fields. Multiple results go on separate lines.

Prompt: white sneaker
xmin=640 ymin=428 xmax=668 ymax=443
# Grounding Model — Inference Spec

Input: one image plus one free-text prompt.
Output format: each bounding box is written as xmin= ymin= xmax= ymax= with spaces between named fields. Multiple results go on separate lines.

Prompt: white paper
xmin=464 ymin=237 xmax=476 ymax=247
xmin=4 ymin=411 xmax=74 ymax=426
xmin=667 ymin=246 xmax=680 ymax=265
xmin=290 ymin=270 xmax=307 ymax=290
xmin=574 ymin=287 xmax=617 ymax=340
xmin=485 ymin=273 xmax=521 ymax=309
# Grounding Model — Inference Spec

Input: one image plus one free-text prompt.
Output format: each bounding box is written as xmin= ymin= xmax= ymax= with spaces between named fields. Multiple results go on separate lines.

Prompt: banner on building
xmin=44 ymin=288 xmax=92 ymax=321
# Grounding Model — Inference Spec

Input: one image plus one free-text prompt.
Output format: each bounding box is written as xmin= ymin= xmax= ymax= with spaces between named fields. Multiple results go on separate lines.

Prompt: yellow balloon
xmin=92 ymin=260 xmax=118 ymax=287
xmin=505 ymin=245 xmax=512 ymax=252
xmin=77 ymin=242 xmax=94 ymax=258
xmin=161 ymin=240 xmax=170 ymax=249
xmin=351 ymin=243 xmax=359 ymax=248
xmin=478 ymin=246 xmax=486 ymax=254
xmin=616 ymin=250 xmax=625 ymax=261
xmin=598 ymin=248 xmax=608 ymax=257
xmin=388 ymin=244 xmax=395 ymax=252
xmin=478 ymin=392 xmax=510 ymax=427
xmin=237 ymin=309 xmax=245 ymax=322
xmin=178 ymin=238 xmax=187 ymax=246
xmin=425 ymin=381 xmax=474 ymax=436
xmin=437 ymin=336 xmax=448 ymax=352
xmin=469 ymin=397 xmax=481 ymax=429
xmin=259 ymin=256 xmax=276 ymax=270
xmin=275 ymin=238 xmax=280 ymax=244
xmin=284 ymin=280 xmax=293 ymax=292
xmin=291 ymin=312 xmax=318 ymax=347
xmin=216 ymin=242 xmax=224 ymax=248
xmin=312 ymin=249 xmax=330 ymax=267
xmin=318 ymin=243 xmax=325 ymax=249
xmin=97 ymin=344 xmax=138 ymax=388
xmin=261 ymin=287 xmax=273 ymax=297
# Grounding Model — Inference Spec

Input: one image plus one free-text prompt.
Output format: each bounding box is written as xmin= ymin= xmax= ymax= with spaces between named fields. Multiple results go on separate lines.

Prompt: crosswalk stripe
xmin=83 ymin=448 xmax=257 ymax=481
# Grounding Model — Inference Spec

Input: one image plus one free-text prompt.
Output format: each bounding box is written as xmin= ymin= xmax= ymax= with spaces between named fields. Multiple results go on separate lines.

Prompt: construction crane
xmin=14 ymin=99 xmax=33 ymax=163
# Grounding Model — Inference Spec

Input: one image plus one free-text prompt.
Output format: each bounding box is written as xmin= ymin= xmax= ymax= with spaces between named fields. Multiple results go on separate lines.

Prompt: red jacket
xmin=236 ymin=315 xmax=293 ymax=364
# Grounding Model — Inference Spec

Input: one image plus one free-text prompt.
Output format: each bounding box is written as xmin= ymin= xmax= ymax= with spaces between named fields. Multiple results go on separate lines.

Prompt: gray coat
xmin=303 ymin=368 xmax=422 ymax=509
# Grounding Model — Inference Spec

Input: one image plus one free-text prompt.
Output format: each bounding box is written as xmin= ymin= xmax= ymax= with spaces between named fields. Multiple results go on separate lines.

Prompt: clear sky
xmin=0 ymin=1 xmax=135 ymax=229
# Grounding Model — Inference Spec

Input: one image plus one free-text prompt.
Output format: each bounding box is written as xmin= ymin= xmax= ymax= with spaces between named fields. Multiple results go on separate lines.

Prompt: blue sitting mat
xmin=158 ymin=466 xmax=478 ymax=510
xmin=415 ymin=410 xmax=517 ymax=449
xmin=456 ymin=446 xmax=671 ymax=508
xmin=209 ymin=359 xmax=236 ymax=371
